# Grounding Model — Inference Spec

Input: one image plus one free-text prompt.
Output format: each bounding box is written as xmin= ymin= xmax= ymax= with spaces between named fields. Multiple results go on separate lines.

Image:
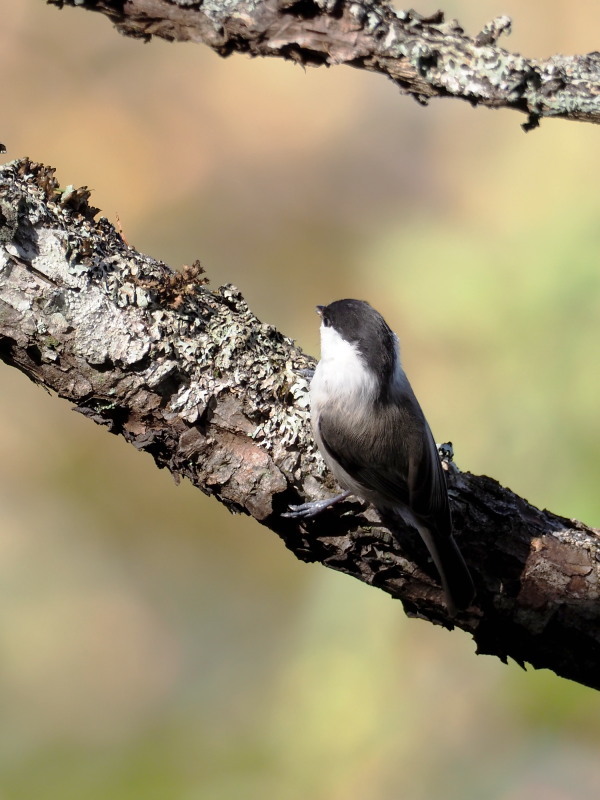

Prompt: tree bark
xmin=47 ymin=0 xmax=600 ymax=129
xmin=1 ymin=158 xmax=600 ymax=689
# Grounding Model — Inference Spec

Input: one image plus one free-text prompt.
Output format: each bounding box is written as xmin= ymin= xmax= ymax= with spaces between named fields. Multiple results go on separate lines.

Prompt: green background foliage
xmin=1 ymin=1 xmax=600 ymax=797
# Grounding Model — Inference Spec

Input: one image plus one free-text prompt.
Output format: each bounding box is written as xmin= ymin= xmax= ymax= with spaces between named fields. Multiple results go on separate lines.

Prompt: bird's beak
xmin=315 ymin=305 xmax=324 ymax=316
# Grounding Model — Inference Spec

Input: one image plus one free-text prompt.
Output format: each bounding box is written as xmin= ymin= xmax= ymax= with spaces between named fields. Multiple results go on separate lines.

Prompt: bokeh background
xmin=1 ymin=1 xmax=600 ymax=797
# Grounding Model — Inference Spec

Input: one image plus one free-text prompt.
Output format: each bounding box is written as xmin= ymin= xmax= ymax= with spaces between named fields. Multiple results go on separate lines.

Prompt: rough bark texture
xmin=1 ymin=159 xmax=600 ymax=689
xmin=47 ymin=0 xmax=600 ymax=129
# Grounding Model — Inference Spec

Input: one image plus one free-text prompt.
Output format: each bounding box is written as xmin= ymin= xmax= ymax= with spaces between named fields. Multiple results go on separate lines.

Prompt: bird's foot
xmin=282 ymin=491 xmax=351 ymax=519
xmin=296 ymin=368 xmax=315 ymax=380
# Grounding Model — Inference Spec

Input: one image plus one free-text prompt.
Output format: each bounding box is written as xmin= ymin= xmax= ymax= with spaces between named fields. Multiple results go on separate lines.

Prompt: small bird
xmin=284 ymin=299 xmax=474 ymax=614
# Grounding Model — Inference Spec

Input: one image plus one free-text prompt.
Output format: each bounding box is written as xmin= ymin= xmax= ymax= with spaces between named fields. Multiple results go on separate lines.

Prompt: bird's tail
xmin=416 ymin=525 xmax=475 ymax=616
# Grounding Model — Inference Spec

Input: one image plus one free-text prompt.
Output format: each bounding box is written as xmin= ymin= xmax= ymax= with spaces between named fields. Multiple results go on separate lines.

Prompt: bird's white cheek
xmin=317 ymin=325 xmax=376 ymax=401
xmin=319 ymin=323 xmax=357 ymax=364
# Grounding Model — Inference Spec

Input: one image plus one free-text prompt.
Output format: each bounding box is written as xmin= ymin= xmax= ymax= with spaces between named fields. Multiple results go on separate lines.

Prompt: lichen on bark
xmin=47 ymin=0 xmax=600 ymax=127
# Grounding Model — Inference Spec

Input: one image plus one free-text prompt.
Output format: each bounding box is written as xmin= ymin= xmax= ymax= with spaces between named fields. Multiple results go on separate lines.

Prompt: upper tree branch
xmin=47 ymin=0 xmax=600 ymax=129
xmin=1 ymin=159 xmax=600 ymax=689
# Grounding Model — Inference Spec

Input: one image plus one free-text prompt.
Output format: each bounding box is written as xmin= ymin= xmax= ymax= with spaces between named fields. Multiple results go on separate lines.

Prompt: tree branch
xmin=2 ymin=159 xmax=600 ymax=688
xmin=47 ymin=0 xmax=600 ymax=129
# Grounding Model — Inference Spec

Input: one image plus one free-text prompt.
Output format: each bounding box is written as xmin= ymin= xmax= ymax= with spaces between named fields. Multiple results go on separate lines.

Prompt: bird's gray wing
xmin=317 ymin=403 xmax=412 ymax=509
xmin=318 ymin=397 xmax=450 ymax=534
xmin=319 ymin=399 xmax=471 ymax=612
xmin=407 ymin=422 xmax=452 ymax=537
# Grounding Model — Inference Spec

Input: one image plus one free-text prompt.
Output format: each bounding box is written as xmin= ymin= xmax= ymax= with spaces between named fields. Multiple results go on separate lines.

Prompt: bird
xmin=284 ymin=299 xmax=475 ymax=614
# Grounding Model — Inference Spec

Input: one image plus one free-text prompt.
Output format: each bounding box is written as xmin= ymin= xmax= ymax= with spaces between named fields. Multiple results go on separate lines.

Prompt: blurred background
xmin=1 ymin=1 xmax=600 ymax=797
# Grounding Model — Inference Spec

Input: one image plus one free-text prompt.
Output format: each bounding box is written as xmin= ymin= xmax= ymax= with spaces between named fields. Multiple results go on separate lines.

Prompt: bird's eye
xmin=322 ymin=317 xmax=331 ymax=327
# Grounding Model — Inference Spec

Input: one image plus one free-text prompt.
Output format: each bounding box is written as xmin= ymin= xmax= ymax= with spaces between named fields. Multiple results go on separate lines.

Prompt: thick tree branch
xmin=1 ymin=159 xmax=600 ymax=689
xmin=47 ymin=0 xmax=600 ymax=129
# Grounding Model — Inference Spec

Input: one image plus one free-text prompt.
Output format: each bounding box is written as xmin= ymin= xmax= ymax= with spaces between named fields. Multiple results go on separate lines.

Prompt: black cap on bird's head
xmin=316 ymin=299 xmax=397 ymax=381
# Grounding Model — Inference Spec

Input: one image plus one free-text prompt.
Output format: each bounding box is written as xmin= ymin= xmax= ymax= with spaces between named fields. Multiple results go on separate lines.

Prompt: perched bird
xmin=284 ymin=299 xmax=474 ymax=614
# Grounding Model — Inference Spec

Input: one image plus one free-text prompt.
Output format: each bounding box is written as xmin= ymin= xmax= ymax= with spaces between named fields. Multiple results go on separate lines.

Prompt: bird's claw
xmin=282 ymin=499 xmax=331 ymax=519
xmin=282 ymin=491 xmax=352 ymax=519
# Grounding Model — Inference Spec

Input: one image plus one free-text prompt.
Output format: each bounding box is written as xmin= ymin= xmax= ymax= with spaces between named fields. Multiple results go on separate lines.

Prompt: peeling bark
xmin=47 ymin=0 xmax=600 ymax=128
xmin=1 ymin=159 xmax=600 ymax=689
